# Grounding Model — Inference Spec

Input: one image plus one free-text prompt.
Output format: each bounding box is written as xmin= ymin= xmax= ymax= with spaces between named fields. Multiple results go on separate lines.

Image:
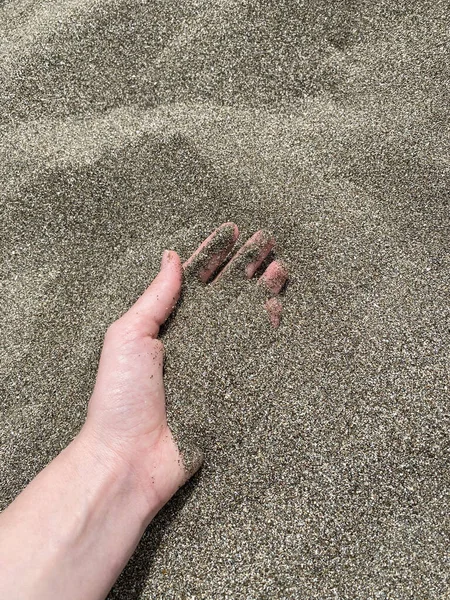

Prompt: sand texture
xmin=1 ymin=0 xmax=449 ymax=598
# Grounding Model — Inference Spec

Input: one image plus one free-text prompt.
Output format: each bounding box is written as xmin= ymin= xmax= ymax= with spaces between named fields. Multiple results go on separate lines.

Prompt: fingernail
xmin=161 ymin=250 xmax=170 ymax=269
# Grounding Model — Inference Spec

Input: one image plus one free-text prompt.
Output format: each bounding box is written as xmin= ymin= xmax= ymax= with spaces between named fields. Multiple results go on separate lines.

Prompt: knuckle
xmin=105 ymin=316 xmax=141 ymax=344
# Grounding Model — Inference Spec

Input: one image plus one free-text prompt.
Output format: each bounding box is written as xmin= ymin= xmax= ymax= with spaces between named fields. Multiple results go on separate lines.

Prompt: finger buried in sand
xmin=213 ymin=229 xmax=275 ymax=284
xmin=258 ymin=260 xmax=288 ymax=295
xmin=265 ymin=297 xmax=283 ymax=328
xmin=183 ymin=222 xmax=239 ymax=283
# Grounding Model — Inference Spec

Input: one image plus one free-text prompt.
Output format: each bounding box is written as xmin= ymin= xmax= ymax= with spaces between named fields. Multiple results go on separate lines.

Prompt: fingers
xmin=183 ymin=222 xmax=239 ymax=282
xmin=111 ymin=222 xmax=239 ymax=339
xmin=212 ymin=229 xmax=275 ymax=285
xmin=258 ymin=260 xmax=288 ymax=295
xmin=265 ymin=297 xmax=283 ymax=328
xmin=117 ymin=225 xmax=287 ymax=337
xmin=258 ymin=260 xmax=288 ymax=329
xmin=120 ymin=250 xmax=183 ymax=338
xmin=208 ymin=227 xmax=287 ymax=329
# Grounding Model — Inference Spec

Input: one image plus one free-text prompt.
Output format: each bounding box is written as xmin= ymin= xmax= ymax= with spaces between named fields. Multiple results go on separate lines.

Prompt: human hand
xmin=81 ymin=223 xmax=288 ymax=518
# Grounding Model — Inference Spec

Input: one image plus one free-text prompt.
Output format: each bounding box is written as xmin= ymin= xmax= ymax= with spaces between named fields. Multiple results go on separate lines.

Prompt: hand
xmin=81 ymin=223 xmax=288 ymax=515
xmin=0 ymin=223 xmax=287 ymax=600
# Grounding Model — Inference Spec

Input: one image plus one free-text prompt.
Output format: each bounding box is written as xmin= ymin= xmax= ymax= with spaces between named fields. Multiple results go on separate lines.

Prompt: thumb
xmin=122 ymin=250 xmax=183 ymax=338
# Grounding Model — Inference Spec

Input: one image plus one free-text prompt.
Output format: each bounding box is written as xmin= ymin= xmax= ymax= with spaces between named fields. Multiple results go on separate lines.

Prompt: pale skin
xmin=0 ymin=222 xmax=288 ymax=600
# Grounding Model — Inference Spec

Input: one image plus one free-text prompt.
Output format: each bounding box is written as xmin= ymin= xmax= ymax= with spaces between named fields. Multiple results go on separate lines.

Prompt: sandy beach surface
xmin=1 ymin=1 xmax=449 ymax=598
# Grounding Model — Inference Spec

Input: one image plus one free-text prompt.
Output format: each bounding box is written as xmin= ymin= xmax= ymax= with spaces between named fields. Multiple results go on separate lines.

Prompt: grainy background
xmin=1 ymin=1 xmax=449 ymax=598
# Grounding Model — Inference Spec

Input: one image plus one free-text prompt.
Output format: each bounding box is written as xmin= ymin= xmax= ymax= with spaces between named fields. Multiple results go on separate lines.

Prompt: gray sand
xmin=1 ymin=0 xmax=449 ymax=598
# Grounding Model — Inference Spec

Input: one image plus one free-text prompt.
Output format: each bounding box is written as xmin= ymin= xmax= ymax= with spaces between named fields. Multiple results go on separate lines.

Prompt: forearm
xmin=0 ymin=427 xmax=158 ymax=600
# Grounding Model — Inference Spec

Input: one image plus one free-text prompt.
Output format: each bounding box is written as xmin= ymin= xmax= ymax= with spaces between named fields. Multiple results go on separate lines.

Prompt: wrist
xmin=75 ymin=421 xmax=183 ymax=524
xmin=0 ymin=423 xmax=161 ymax=600
xmin=73 ymin=424 xmax=160 ymax=525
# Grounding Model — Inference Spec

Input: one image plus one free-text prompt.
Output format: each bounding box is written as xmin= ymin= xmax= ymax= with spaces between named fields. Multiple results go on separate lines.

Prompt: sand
xmin=1 ymin=0 xmax=449 ymax=598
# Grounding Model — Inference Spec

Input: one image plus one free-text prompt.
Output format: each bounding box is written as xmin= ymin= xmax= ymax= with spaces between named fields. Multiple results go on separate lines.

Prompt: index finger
xmin=183 ymin=222 xmax=239 ymax=283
